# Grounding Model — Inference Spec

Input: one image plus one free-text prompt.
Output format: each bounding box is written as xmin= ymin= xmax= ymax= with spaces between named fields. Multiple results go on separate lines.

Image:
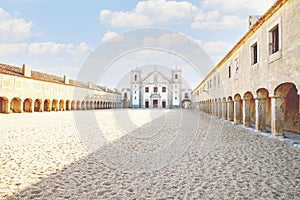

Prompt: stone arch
xmin=227 ymin=96 xmax=234 ymax=121
xmin=222 ymin=97 xmax=227 ymax=120
xmin=255 ymin=88 xmax=271 ymax=132
xmin=217 ymin=98 xmax=222 ymax=118
xmin=243 ymin=92 xmax=255 ymax=127
xmin=66 ymin=100 xmax=71 ymax=111
xmin=34 ymin=99 xmax=42 ymax=112
xmin=52 ymin=99 xmax=59 ymax=111
xmin=86 ymin=101 xmax=89 ymax=109
xmin=44 ymin=99 xmax=51 ymax=112
xmin=23 ymin=98 xmax=33 ymax=112
xmin=77 ymin=100 xmax=81 ymax=110
xmin=59 ymin=100 xmax=65 ymax=111
xmin=234 ymin=94 xmax=243 ymax=124
xmin=71 ymin=100 xmax=76 ymax=110
xmin=94 ymin=101 xmax=97 ymax=109
xmin=0 ymin=96 xmax=9 ymax=113
xmin=11 ymin=97 xmax=22 ymax=113
xmin=273 ymin=82 xmax=299 ymax=135
xmin=97 ymin=101 xmax=100 ymax=109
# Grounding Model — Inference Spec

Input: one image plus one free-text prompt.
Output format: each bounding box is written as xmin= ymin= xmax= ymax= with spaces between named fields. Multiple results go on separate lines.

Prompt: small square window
xmin=154 ymin=87 xmax=157 ymax=92
xmin=162 ymin=87 xmax=166 ymax=92
xmin=145 ymin=87 xmax=149 ymax=92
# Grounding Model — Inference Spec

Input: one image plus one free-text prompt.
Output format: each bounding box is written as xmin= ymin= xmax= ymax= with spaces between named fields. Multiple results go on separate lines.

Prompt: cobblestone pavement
xmin=1 ymin=109 xmax=299 ymax=199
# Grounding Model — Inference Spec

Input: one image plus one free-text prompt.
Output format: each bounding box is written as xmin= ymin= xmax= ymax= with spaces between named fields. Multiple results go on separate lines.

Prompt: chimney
xmin=64 ymin=75 xmax=69 ymax=84
xmin=22 ymin=64 xmax=31 ymax=77
xmin=248 ymin=15 xmax=261 ymax=29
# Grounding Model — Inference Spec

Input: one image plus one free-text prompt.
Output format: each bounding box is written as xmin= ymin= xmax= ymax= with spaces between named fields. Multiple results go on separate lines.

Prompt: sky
xmin=0 ymin=0 xmax=276 ymax=89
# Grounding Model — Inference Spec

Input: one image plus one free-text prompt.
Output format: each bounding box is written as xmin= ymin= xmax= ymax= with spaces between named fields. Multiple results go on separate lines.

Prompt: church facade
xmin=122 ymin=68 xmax=191 ymax=108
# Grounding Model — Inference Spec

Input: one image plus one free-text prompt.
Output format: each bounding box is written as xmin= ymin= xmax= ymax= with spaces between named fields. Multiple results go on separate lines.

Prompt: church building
xmin=126 ymin=67 xmax=191 ymax=108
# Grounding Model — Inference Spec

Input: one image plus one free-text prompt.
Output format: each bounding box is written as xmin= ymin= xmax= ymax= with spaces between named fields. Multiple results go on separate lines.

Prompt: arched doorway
xmin=66 ymin=100 xmax=71 ymax=111
xmin=0 ymin=96 xmax=9 ymax=113
xmin=273 ymin=83 xmax=299 ymax=135
xmin=234 ymin=94 xmax=243 ymax=124
xmin=81 ymin=101 xmax=86 ymax=110
xmin=44 ymin=99 xmax=50 ymax=112
xmin=59 ymin=100 xmax=65 ymax=111
xmin=34 ymin=99 xmax=42 ymax=112
xmin=71 ymin=100 xmax=76 ymax=110
xmin=227 ymin=96 xmax=234 ymax=121
xmin=256 ymin=88 xmax=270 ymax=132
xmin=11 ymin=97 xmax=22 ymax=113
xmin=52 ymin=99 xmax=58 ymax=111
xmin=77 ymin=100 xmax=81 ymax=110
xmin=23 ymin=98 xmax=32 ymax=112
xmin=243 ymin=92 xmax=255 ymax=127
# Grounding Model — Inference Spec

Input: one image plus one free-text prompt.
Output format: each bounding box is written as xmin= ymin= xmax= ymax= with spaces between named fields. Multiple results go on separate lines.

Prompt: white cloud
xmin=99 ymin=0 xmax=198 ymax=27
xmin=0 ymin=8 xmax=33 ymax=42
xmin=101 ymin=31 xmax=124 ymax=43
xmin=0 ymin=42 xmax=91 ymax=57
xmin=192 ymin=13 xmax=246 ymax=30
xmin=99 ymin=0 xmax=276 ymax=31
xmin=197 ymin=40 xmax=233 ymax=63
xmin=0 ymin=43 xmax=27 ymax=56
xmin=201 ymin=0 xmax=276 ymax=14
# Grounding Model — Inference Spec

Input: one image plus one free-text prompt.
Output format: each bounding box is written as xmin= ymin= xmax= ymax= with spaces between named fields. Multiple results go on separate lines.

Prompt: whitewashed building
xmin=129 ymin=68 xmax=191 ymax=108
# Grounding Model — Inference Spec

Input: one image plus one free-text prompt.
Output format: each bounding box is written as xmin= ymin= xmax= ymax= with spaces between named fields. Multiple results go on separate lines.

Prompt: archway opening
xmin=52 ymin=99 xmax=58 ymax=111
xmin=23 ymin=98 xmax=32 ymax=112
xmin=59 ymin=100 xmax=65 ymax=111
xmin=11 ymin=97 xmax=22 ymax=113
xmin=274 ymin=83 xmax=299 ymax=134
xmin=0 ymin=96 xmax=9 ymax=113
xmin=34 ymin=99 xmax=42 ymax=112
xmin=44 ymin=99 xmax=50 ymax=112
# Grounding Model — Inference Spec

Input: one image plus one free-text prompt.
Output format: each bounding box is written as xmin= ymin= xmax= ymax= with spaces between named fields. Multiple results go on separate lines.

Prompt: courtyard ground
xmin=0 ymin=109 xmax=299 ymax=199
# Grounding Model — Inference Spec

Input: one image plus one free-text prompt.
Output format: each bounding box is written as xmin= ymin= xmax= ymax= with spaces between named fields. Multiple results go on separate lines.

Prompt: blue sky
xmin=0 ymin=0 xmax=275 ymax=88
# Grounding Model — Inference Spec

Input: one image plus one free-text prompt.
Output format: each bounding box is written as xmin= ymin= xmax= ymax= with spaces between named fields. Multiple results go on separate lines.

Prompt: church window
xmin=145 ymin=87 xmax=149 ymax=92
xmin=185 ymin=93 xmax=188 ymax=98
xmin=154 ymin=87 xmax=158 ymax=92
xmin=162 ymin=87 xmax=166 ymax=92
xmin=134 ymin=74 xmax=137 ymax=81
xmin=124 ymin=93 xmax=127 ymax=98
xmin=175 ymin=74 xmax=178 ymax=79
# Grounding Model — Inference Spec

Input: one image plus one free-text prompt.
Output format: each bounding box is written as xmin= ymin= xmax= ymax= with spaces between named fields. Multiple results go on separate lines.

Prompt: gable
xmin=142 ymin=71 xmax=170 ymax=84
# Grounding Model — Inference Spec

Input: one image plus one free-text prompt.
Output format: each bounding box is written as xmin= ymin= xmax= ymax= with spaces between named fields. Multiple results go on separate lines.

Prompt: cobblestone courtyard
xmin=1 ymin=109 xmax=299 ymax=199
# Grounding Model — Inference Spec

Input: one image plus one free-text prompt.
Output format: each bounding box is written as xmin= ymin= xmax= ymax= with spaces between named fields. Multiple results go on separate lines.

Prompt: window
xmin=134 ymin=97 xmax=136 ymax=100
xmin=134 ymin=74 xmax=137 ymax=81
xmin=154 ymin=87 xmax=158 ymax=92
xmin=175 ymin=74 xmax=178 ymax=79
xmin=228 ymin=66 xmax=231 ymax=78
xmin=145 ymin=87 xmax=149 ymax=92
xmin=124 ymin=93 xmax=127 ymax=98
xmin=185 ymin=93 xmax=188 ymax=98
xmin=251 ymin=42 xmax=258 ymax=65
xmin=175 ymin=97 xmax=177 ymax=100
xmin=269 ymin=25 xmax=279 ymax=54
xmin=162 ymin=87 xmax=166 ymax=92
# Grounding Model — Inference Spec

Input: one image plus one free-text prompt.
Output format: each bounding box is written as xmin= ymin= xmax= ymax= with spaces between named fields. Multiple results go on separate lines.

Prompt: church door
xmin=153 ymin=100 xmax=158 ymax=108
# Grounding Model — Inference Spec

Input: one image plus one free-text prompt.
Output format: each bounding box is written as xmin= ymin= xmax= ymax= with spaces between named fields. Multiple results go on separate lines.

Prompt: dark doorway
xmin=153 ymin=100 xmax=158 ymax=108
